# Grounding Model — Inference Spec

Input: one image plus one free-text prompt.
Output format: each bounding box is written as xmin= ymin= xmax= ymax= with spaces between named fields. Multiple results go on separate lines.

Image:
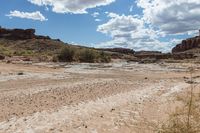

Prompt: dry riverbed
xmin=0 ymin=61 xmax=200 ymax=133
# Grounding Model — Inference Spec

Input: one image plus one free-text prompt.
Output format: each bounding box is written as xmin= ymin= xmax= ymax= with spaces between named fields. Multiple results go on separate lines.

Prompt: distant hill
xmin=0 ymin=27 xmax=135 ymax=62
xmin=0 ymin=27 xmax=72 ymax=61
xmin=1 ymin=27 xmax=198 ymax=63
xmin=97 ymin=48 xmax=135 ymax=55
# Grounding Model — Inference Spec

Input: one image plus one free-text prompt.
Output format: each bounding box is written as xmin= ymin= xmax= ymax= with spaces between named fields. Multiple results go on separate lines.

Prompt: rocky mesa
xmin=172 ymin=30 xmax=200 ymax=53
xmin=0 ymin=26 xmax=50 ymax=40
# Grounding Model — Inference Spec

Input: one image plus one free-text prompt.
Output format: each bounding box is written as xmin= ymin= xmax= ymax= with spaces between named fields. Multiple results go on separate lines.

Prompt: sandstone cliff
xmin=172 ymin=36 xmax=200 ymax=53
xmin=0 ymin=27 xmax=50 ymax=40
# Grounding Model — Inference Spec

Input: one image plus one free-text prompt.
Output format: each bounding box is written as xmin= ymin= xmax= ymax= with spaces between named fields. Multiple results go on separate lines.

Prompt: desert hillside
xmin=1 ymin=27 xmax=200 ymax=64
xmin=0 ymin=27 xmax=115 ymax=63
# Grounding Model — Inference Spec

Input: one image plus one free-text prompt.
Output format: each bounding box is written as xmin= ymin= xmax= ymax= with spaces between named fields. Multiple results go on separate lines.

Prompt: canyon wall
xmin=172 ymin=36 xmax=200 ymax=53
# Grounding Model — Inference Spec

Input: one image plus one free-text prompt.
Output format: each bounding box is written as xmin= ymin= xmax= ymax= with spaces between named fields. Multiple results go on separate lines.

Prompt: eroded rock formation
xmin=172 ymin=36 xmax=200 ymax=53
xmin=134 ymin=52 xmax=194 ymax=60
xmin=0 ymin=27 xmax=50 ymax=40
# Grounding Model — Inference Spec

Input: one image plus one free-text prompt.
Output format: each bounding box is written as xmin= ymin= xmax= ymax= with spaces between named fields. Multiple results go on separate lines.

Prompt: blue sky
xmin=0 ymin=0 xmax=200 ymax=52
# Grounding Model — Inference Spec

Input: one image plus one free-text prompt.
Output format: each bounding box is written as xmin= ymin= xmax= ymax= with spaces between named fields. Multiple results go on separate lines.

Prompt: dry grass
xmin=158 ymin=68 xmax=200 ymax=133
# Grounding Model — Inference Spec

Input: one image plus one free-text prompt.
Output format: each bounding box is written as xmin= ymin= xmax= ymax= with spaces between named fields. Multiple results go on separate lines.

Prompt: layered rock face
xmin=0 ymin=28 xmax=35 ymax=40
xmin=134 ymin=51 xmax=161 ymax=55
xmin=172 ymin=36 xmax=200 ymax=53
xmin=134 ymin=52 xmax=194 ymax=60
xmin=0 ymin=27 xmax=50 ymax=40
xmin=99 ymin=48 xmax=135 ymax=55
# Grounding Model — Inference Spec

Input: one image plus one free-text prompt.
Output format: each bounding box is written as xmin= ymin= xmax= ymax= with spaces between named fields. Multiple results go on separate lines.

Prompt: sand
xmin=0 ymin=61 xmax=199 ymax=133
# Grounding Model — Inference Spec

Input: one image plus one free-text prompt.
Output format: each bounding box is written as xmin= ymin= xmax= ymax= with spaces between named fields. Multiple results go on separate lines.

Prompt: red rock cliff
xmin=0 ymin=27 xmax=50 ymax=40
xmin=172 ymin=36 xmax=200 ymax=53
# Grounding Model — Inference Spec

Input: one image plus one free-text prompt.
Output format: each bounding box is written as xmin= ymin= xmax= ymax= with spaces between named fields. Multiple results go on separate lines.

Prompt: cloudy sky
xmin=1 ymin=0 xmax=200 ymax=52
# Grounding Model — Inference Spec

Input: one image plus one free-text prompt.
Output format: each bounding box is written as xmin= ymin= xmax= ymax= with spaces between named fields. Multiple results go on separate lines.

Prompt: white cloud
xmin=6 ymin=10 xmax=47 ymax=21
xmin=97 ymin=1 xmax=200 ymax=52
xmin=97 ymin=13 xmax=144 ymax=38
xmin=95 ymin=19 xmax=101 ymax=22
xmin=97 ymin=13 xmax=172 ymax=52
xmin=92 ymin=12 xmax=100 ymax=18
xmin=137 ymin=0 xmax=200 ymax=35
xmin=28 ymin=0 xmax=115 ymax=14
xmin=169 ymin=38 xmax=182 ymax=45
xmin=45 ymin=6 xmax=49 ymax=11
xmin=129 ymin=5 xmax=134 ymax=12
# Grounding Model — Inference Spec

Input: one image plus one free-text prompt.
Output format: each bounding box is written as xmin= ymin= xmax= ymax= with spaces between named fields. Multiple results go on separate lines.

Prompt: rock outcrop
xmin=134 ymin=52 xmax=194 ymax=60
xmin=172 ymin=36 xmax=200 ymax=53
xmin=134 ymin=51 xmax=162 ymax=56
xmin=0 ymin=27 xmax=50 ymax=40
xmin=99 ymin=48 xmax=135 ymax=55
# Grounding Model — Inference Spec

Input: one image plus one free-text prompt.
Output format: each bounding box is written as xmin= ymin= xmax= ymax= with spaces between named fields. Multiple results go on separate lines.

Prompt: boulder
xmin=0 ymin=55 xmax=5 ymax=60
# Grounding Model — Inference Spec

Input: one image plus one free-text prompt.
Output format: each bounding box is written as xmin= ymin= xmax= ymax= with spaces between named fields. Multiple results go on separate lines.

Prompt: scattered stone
xmin=17 ymin=72 xmax=24 ymax=75
xmin=82 ymin=124 xmax=88 ymax=128
xmin=185 ymin=80 xmax=197 ymax=84
xmin=6 ymin=60 xmax=11 ymax=64
xmin=110 ymin=108 xmax=115 ymax=112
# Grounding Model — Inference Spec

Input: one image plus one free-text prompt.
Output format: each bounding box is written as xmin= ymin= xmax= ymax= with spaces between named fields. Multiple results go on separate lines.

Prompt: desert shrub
xmin=56 ymin=47 xmax=111 ymax=63
xmin=158 ymin=93 xmax=200 ymax=133
xmin=79 ymin=49 xmax=97 ymax=63
xmin=57 ymin=47 xmax=75 ymax=62
xmin=52 ymin=55 xmax=59 ymax=62
xmin=0 ymin=45 xmax=12 ymax=56
xmin=13 ymin=50 xmax=34 ymax=56
xmin=99 ymin=51 xmax=111 ymax=63
xmin=15 ymin=51 xmax=23 ymax=56
xmin=25 ymin=50 xmax=34 ymax=55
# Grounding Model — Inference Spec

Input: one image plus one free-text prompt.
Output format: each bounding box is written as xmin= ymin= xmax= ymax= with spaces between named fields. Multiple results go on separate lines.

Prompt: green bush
xmin=56 ymin=47 xmax=111 ymax=63
xmin=58 ymin=47 xmax=75 ymax=62
xmin=79 ymin=49 xmax=97 ymax=63
xmin=99 ymin=51 xmax=111 ymax=63
xmin=13 ymin=50 xmax=34 ymax=56
xmin=0 ymin=45 xmax=12 ymax=56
